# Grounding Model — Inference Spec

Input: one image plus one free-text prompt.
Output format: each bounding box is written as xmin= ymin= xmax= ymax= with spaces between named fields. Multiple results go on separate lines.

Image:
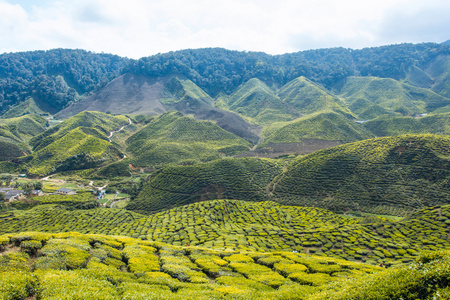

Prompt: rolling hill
xmin=338 ymin=76 xmax=450 ymax=119
xmin=0 ymin=114 xmax=48 ymax=160
xmin=272 ymin=134 xmax=450 ymax=215
xmin=278 ymin=76 xmax=352 ymax=117
xmin=14 ymin=111 xmax=129 ymax=176
xmin=126 ymin=111 xmax=251 ymax=167
xmin=126 ymin=157 xmax=282 ymax=214
xmin=57 ymin=74 xmax=261 ymax=144
xmin=362 ymin=112 xmax=450 ymax=137
xmin=261 ymin=111 xmax=374 ymax=146
xmin=221 ymin=78 xmax=299 ymax=124
xmin=127 ymin=134 xmax=450 ymax=216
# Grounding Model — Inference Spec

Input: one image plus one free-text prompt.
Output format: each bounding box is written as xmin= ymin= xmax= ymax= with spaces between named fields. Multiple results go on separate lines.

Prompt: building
xmin=55 ymin=188 xmax=77 ymax=195
xmin=0 ymin=188 xmax=24 ymax=201
xmin=30 ymin=190 xmax=44 ymax=196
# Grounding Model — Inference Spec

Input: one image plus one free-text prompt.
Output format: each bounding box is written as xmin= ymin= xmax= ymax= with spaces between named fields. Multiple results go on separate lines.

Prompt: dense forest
xmin=124 ymin=43 xmax=450 ymax=95
xmin=1 ymin=42 xmax=449 ymax=115
xmin=0 ymin=49 xmax=129 ymax=114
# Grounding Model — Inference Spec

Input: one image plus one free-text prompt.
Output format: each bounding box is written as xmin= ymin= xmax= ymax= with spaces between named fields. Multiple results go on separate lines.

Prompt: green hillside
xmin=0 ymin=229 xmax=449 ymax=299
xmin=0 ymin=140 xmax=25 ymax=161
xmin=0 ymin=114 xmax=48 ymax=140
xmin=363 ymin=112 xmax=450 ymax=136
xmin=162 ymin=77 xmax=213 ymax=107
xmin=1 ymin=98 xmax=46 ymax=118
xmin=27 ymin=127 xmax=123 ymax=176
xmin=126 ymin=158 xmax=282 ymax=213
xmin=262 ymin=111 xmax=374 ymax=145
xmin=272 ymin=134 xmax=450 ymax=215
xmin=30 ymin=111 xmax=128 ymax=151
xmin=424 ymin=54 xmax=450 ymax=98
xmin=0 ymin=114 xmax=48 ymax=160
xmin=126 ymin=112 xmax=251 ymax=167
xmin=223 ymin=78 xmax=299 ymax=124
xmin=278 ymin=77 xmax=352 ymax=117
xmin=339 ymin=76 xmax=450 ymax=119
xmin=1 ymin=199 xmax=449 ymax=265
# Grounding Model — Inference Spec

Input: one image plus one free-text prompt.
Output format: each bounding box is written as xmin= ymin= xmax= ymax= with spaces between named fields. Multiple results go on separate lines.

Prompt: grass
xmin=278 ymin=76 xmax=353 ymax=118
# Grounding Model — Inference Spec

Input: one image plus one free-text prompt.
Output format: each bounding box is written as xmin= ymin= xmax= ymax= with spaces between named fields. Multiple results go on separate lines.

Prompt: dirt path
xmin=108 ymin=118 xmax=132 ymax=142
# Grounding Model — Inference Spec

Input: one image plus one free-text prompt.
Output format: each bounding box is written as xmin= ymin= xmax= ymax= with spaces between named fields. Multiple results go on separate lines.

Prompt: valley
xmin=0 ymin=42 xmax=450 ymax=299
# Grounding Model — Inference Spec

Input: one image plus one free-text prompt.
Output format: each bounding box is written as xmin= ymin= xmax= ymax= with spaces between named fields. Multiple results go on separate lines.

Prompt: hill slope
xmin=272 ymin=134 xmax=450 ymax=215
xmin=20 ymin=111 xmax=128 ymax=176
xmin=363 ymin=112 xmax=450 ymax=136
xmin=339 ymin=76 xmax=450 ymax=119
xmin=57 ymin=74 xmax=260 ymax=143
xmin=126 ymin=111 xmax=251 ymax=167
xmin=1 ymin=200 xmax=449 ymax=265
xmin=223 ymin=78 xmax=299 ymax=124
xmin=126 ymin=158 xmax=282 ymax=213
xmin=0 ymin=114 xmax=48 ymax=160
xmin=262 ymin=111 xmax=374 ymax=145
xmin=0 ymin=49 xmax=129 ymax=114
xmin=278 ymin=76 xmax=352 ymax=117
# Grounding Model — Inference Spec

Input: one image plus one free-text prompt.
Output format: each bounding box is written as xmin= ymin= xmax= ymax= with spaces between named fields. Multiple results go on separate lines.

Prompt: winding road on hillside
xmin=108 ymin=118 xmax=132 ymax=142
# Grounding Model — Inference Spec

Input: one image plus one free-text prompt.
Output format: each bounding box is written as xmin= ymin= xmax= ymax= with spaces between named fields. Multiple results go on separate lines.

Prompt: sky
xmin=0 ymin=0 xmax=449 ymax=59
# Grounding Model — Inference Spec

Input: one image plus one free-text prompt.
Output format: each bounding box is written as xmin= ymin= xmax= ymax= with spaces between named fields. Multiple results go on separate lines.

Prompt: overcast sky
xmin=1 ymin=0 xmax=449 ymax=59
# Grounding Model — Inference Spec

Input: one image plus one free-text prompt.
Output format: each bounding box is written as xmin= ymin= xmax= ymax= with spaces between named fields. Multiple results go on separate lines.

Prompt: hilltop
xmin=126 ymin=111 xmax=251 ymax=167
xmin=127 ymin=134 xmax=450 ymax=216
xmin=273 ymin=134 xmax=450 ymax=215
xmin=338 ymin=76 xmax=450 ymax=119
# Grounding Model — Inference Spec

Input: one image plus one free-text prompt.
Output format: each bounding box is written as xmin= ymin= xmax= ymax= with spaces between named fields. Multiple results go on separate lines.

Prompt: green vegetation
xmin=221 ymin=78 xmax=299 ymax=124
xmin=162 ymin=77 xmax=213 ymax=106
xmin=8 ymin=111 xmax=129 ymax=176
xmin=0 ymin=114 xmax=48 ymax=161
xmin=363 ymin=112 xmax=450 ymax=136
xmin=1 ymin=97 xmax=47 ymax=118
xmin=126 ymin=111 xmax=251 ymax=167
xmin=127 ymin=157 xmax=281 ymax=213
xmin=272 ymin=134 xmax=450 ymax=215
xmin=124 ymin=43 xmax=450 ymax=97
xmin=0 ymin=49 xmax=129 ymax=114
xmin=1 ymin=199 xmax=449 ymax=266
xmin=0 ymin=231 xmax=394 ymax=299
xmin=262 ymin=111 xmax=374 ymax=145
xmin=339 ymin=76 xmax=450 ymax=119
xmin=278 ymin=76 xmax=352 ymax=117
xmin=30 ymin=111 xmax=128 ymax=151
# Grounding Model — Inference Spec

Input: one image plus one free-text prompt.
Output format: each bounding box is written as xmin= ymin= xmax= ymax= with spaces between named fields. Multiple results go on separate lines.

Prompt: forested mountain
xmin=2 ymin=42 xmax=450 ymax=121
xmin=0 ymin=49 xmax=129 ymax=114
xmin=124 ymin=43 xmax=450 ymax=97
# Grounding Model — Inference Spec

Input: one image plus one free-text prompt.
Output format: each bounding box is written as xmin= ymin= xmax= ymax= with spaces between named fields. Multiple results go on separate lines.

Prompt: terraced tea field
xmin=0 ymin=232 xmax=449 ymax=300
xmin=0 ymin=200 xmax=449 ymax=266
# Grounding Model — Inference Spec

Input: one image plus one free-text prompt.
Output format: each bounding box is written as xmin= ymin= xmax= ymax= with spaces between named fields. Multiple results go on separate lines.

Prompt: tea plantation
xmin=0 ymin=199 xmax=449 ymax=267
xmin=0 ymin=231 xmax=449 ymax=299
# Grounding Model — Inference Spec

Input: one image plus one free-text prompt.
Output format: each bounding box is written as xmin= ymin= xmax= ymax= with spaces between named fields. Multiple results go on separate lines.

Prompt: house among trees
xmin=0 ymin=188 xmax=24 ymax=201
xmin=30 ymin=190 xmax=44 ymax=196
xmin=55 ymin=188 xmax=77 ymax=195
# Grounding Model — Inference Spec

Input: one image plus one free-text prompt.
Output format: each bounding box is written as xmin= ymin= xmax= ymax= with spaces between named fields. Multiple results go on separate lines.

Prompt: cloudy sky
xmin=1 ymin=0 xmax=449 ymax=58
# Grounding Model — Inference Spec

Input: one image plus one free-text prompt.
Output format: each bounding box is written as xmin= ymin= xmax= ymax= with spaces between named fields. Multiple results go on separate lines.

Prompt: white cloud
xmin=0 ymin=0 xmax=449 ymax=58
